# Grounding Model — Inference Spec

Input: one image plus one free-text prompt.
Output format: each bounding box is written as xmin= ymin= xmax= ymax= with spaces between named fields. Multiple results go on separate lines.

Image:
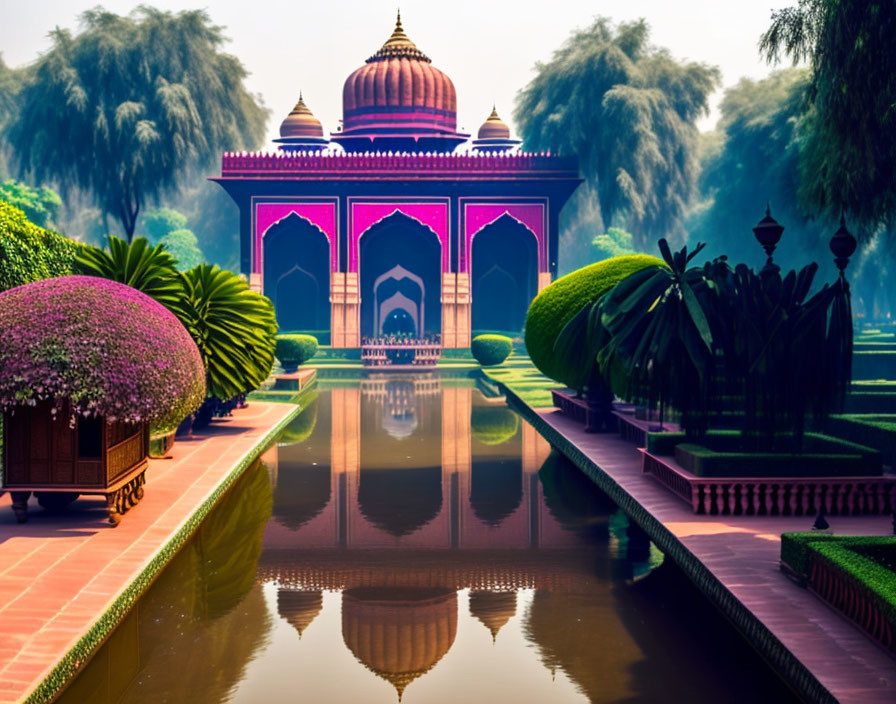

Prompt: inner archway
xmin=471 ymin=214 xmax=538 ymax=335
xmin=264 ymin=213 xmax=330 ymax=341
xmin=359 ymin=212 xmax=441 ymax=340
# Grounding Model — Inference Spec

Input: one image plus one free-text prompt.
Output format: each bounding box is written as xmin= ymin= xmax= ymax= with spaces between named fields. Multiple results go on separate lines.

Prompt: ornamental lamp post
xmin=753 ymin=204 xmax=785 ymax=276
xmin=829 ymin=214 xmax=857 ymax=280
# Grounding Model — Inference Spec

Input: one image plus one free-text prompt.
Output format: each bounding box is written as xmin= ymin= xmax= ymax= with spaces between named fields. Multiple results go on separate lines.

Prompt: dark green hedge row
xmin=844 ymin=391 xmax=896 ymax=414
xmin=825 ymin=415 xmax=896 ymax=467
xmin=647 ymin=430 xmax=882 ymax=476
xmin=780 ymin=533 xmax=896 ymax=630
xmin=471 ymin=334 xmax=513 ymax=366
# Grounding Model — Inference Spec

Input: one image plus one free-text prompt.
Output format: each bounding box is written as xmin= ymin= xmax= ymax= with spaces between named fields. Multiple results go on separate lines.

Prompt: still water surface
xmin=61 ymin=376 xmax=798 ymax=703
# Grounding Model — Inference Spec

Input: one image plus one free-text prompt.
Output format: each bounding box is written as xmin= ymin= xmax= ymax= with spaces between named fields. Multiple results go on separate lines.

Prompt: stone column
xmin=331 ymin=386 xmax=361 ymax=547
xmin=441 ymin=273 xmax=457 ymax=348
xmin=330 ymin=272 xmax=361 ymax=348
xmin=455 ymin=272 xmax=471 ymax=348
xmin=538 ymin=271 xmax=552 ymax=293
xmin=249 ymin=272 xmax=263 ymax=294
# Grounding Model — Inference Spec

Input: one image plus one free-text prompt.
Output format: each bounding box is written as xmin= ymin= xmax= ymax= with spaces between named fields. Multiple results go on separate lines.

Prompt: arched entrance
xmin=471 ymin=214 xmax=538 ymax=335
xmin=264 ymin=213 xmax=330 ymax=340
xmin=359 ymin=212 xmax=441 ymax=340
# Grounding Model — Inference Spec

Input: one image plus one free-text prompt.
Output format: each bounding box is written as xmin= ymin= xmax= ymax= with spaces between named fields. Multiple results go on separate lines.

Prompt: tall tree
xmin=5 ymin=7 xmax=268 ymax=241
xmin=514 ymin=18 xmax=719 ymax=254
xmin=760 ymin=0 xmax=896 ymax=230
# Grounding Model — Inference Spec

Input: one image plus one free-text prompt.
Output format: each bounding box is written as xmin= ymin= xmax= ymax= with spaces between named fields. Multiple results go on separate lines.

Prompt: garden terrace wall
xmin=780 ymin=534 xmax=896 ymax=654
xmin=641 ymin=450 xmax=896 ymax=516
xmin=825 ymin=415 xmax=896 ymax=468
xmin=852 ymin=350 xmax=896 ymax=380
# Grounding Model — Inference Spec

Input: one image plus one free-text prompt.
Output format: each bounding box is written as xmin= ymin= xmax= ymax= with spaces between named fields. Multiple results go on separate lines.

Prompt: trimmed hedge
xmin=275 ymin=334 xmax=319 ymax=370
xmin=647 ymin=430 xmax=882 ymax=477
xmin=780 ymin=533 xmax=896 ymax=635
xmin=471 ymin=405 xmax=520 ymax=445
xmin=471 ymin=334 xmax=513 ymax=366
xmin=524 ymin=255 xmax=663 ymax=387
xmin=852 ymin=350 xmax=896 ymax=380
xmin=0 ymin=200 xmax=80 ymax=292
xmin=825 ymin=414 xmax=896 ymax=467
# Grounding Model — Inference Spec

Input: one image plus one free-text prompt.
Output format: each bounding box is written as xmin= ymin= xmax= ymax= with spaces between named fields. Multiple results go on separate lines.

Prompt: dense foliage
xmin=563 ymin=239 xmax=854 ymax=446
xmin=761 ymin=0 xmax=896 ymax=231
xmin=5 ymin=7 xmax=268 ymax=240
xmin=515 ymin=17 xmax=719 ymax=261
xmin=471 ymin=334 xmax=513 ymax=367
xmin=0 ymin=201 xmax=80 ymax=292
xmin=0 ymin=276 xmax=205 ymax=429
xmin=0 ymin=179 xmax=61 ymax=227
xmin=275 ymin=334 xmax=319 ymax=370
xmin=77 ymin=235 xmax=187 ymax=316
xmin=525 ymin=255 xmax=663 ymax=389
xmin=160 ymin=229 xmax=205 ymax=270
xmin=181 ymin=265 xmax=277 ymax=401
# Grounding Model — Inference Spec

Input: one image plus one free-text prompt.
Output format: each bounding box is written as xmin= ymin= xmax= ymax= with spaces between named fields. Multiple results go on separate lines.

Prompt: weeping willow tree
xmin=761 ymin=0 xmax=896 ymax=233
xmin=5 ymin=7 xmax=268 ymax=241
xmin=514 ymin=18 xmax=719 ymax=265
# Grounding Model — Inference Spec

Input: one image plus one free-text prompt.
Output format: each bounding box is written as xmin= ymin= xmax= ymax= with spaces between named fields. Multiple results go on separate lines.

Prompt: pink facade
xmin=349 ymin=201 xmax=449 ymax=272
xmin=255 ymin=202 xmax=338 ymax=273
xmin=462 ymin=202 xmax=547 ymax=274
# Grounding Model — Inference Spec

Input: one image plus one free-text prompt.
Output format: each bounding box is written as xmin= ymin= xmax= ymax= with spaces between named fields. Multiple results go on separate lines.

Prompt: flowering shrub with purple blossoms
xmin=0 ymin=276 xmax=205 ymax=432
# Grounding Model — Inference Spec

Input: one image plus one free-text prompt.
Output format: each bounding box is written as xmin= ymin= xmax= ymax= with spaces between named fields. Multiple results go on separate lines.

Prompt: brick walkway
xmin=532 ymin=406 xmax=896 ymax=704
xmin=0 ymin=401 xmax=296 ymax=704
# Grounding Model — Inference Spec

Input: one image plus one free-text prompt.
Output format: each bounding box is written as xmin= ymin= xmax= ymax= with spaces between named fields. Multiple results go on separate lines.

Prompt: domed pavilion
xmin=214 ymin=12 xmax=581 ymax=354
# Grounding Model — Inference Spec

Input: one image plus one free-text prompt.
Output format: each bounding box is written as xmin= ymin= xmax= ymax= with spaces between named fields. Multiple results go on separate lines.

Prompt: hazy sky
xmin=1 ymin=0 xmax=795 ymax=147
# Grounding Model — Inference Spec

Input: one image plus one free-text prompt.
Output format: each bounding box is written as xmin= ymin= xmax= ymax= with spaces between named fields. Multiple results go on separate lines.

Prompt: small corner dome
xmin=477 ymin=107 xmax=511 ymax=141
xmin=0 ymin=276 xmax=205 ymax=429
xmin=279 ymin=93 xmax=325 ymax=139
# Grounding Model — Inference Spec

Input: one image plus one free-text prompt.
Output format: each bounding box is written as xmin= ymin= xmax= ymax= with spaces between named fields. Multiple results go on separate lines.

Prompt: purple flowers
xmin=0 ymin=276 xmax=205 ymax=431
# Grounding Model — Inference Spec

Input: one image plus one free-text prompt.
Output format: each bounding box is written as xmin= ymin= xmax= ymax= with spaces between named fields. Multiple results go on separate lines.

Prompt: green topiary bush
xmin=0 ymin=200 xmax=81 ymax=292
xmin=471 ymin=334 xmax=513 ymax=366
xmin=524 ymin=255 xmax=663 ymax=387
xmin=276 ymin=334 xmax=319 ymax=371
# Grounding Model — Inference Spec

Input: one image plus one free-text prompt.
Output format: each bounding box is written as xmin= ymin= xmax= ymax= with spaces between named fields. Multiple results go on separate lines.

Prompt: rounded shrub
xmin=276 ymin=334 xmax=319 ymax=371
xmin=0 ymin=276 xmax=205 ymax=431
xmin=524 ymin=255 xmax=664 ymax=387
xmin=471 ymin=406 xmax=520 ymax=445
xmin=471 ymin=334 xmax=513 ymax=366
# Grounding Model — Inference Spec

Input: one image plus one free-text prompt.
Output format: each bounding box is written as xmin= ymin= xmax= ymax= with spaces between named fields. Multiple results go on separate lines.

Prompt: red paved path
xmin=535 ymin=407 xmax=896 ymax=704
xmin=0 ymin=401 xmax=295 ymax=704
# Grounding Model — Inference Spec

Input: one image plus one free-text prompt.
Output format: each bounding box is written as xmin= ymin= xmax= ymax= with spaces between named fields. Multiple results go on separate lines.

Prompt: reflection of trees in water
xmin=523 ymin=588 xmax=643 ymax=704
xmin=470 ymin=458 xmax=523 ymax=525
xmin=57 ymin=460 xmax=274 ymax=704
xmin=468 ymin=590 xmax=518 ymax=640
xmin=358 ymin=466 xmax=443 ymax=536
xmin=470 ymin=406 xmax=519 ymax=446
xmin=277 ymin=400 xmax=319 ymax=446
xmin=538 ymin=451 xmax=617 ymax=537
xmin=342 ymin=587 xmax=458 ymax=700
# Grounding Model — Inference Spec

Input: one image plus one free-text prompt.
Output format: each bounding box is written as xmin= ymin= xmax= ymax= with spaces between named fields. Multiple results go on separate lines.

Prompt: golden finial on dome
xmin=368 ymin=10 xmax=431 ymax=63
xmin=278 ymin=91 xmax=325 ymax=140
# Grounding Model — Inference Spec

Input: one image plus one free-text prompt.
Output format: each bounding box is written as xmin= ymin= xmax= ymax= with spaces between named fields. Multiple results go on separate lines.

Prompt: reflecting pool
xmin=59 ymin=375 xmax=798 ymax=703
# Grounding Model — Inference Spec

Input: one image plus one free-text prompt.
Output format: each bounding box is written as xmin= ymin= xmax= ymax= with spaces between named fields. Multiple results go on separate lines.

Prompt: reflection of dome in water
xmin=470 ymin=458 xmax=523 ymax=526
xmin=342 ymin=587 xmax=458 ymax=700
xmin=359 ymin=466 xmax=442 ymax=536
xmin=382 ymin=409 xmax=418 ymax=439
xmin=273 ymin=464 xmax=331 ymax=530
xmin=469 ymin=590 xmax=517 ymax=641
xmin=278 ymin=589 xmax=323 ymax=638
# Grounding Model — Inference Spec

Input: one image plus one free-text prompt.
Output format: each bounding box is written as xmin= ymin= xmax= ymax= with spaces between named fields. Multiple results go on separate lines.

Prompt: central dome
xmin=332 ymin=13 xmax=468 ymax=153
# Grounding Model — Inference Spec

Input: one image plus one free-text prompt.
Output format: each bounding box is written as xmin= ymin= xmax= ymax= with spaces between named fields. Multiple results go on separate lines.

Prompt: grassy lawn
xmin=479 ymin=354 xmax=563 ymax=408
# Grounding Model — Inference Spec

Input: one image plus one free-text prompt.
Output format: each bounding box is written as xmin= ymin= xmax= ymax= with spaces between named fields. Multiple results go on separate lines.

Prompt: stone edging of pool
xmin=502 ymin=385 xmax=837 ymax=704
xmin=24 ymin=402 xmax=301 ymax=704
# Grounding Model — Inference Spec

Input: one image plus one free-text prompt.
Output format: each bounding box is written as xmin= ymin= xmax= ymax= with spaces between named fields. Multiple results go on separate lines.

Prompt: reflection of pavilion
xmin=263 ymin=383 xmax=577 ymax=551
xmin=261 ymin=382 xmax=606 ymax=699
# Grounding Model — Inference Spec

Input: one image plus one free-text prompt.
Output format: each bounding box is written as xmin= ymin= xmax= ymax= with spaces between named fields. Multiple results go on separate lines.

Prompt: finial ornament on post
xmin=829 ymin=213 xmax=857 ymax=280
xmin=753 ymin=203 xmax=784 ymax=275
